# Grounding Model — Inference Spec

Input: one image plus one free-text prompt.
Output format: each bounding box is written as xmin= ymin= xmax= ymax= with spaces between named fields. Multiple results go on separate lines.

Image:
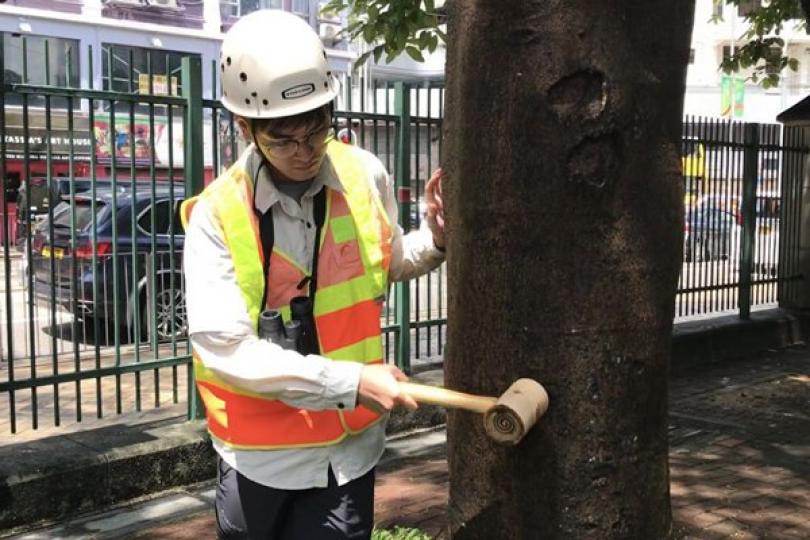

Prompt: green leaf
xmin=354 ymin=50 xmax=373 ymax=69
xmin=362 ymin=24 xmax=376 ymax=43
xmin=789 ymin=58 xmax=800 ymax=71
xmin=373 ymin=44 xmax=384 ymax=63
xmin=428 ymin=33 xmax=438 ymax=53
xmin=405 ymin=45 xmax=425 ymax=62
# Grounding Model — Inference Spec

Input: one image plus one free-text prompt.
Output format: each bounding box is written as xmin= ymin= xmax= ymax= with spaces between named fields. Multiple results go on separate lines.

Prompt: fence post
xmin=182 ymin=56 xmax=205 ymax=420
xmin=738 ymin=122 xmax=759 ymax=319
xmin=394 ymin=82 xmax=411 ymax=372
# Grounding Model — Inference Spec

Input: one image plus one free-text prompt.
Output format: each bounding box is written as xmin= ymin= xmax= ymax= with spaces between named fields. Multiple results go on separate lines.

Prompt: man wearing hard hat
xmin=181 ymin=9 xmax=446 ymax=539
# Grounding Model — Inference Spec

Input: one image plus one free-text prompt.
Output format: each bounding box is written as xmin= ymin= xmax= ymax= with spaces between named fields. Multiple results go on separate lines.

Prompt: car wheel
xmin=143 ymin=280 xmax=187 ymax=342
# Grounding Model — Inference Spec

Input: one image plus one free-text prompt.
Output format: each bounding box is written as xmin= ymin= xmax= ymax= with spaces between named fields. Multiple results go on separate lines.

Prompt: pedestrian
xmin=181 ymin=9 xmax=446 ymax=540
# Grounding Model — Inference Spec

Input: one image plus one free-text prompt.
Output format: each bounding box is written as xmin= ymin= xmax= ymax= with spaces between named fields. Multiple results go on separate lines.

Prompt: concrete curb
xmin=2 ymin=307 xmax=809 ymax=533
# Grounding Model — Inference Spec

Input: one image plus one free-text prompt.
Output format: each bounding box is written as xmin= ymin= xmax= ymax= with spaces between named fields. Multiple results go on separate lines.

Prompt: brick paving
xmin=21 ymin=344 xmax=810 ymax=539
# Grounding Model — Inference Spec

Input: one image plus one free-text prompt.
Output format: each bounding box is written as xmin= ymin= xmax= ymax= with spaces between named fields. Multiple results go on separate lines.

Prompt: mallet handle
xmin=399 ymin=382 xmax=497 ymax=414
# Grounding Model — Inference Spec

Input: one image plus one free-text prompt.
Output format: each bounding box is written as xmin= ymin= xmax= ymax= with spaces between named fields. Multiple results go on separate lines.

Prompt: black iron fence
xmin=677 ymin=116 xmax=806 ymax=319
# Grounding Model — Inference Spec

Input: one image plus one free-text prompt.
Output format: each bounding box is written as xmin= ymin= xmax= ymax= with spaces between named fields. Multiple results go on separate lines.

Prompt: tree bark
xmin=443 ymin=1 xmax=695 ymax=538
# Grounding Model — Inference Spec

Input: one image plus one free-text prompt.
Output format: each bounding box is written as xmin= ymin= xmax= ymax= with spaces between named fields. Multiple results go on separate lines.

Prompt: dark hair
xmin=251 ymin=103 xmax=333 ymax=137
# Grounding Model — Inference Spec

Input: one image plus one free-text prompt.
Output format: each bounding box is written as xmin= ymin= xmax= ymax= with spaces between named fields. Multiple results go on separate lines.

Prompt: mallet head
xmin=483 ymin=378 xmax=549 ymax=445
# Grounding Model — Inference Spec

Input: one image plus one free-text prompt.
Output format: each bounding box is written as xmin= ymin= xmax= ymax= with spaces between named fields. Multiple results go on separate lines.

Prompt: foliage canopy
xmin=323 ymin=0 xmax=810 ymax=88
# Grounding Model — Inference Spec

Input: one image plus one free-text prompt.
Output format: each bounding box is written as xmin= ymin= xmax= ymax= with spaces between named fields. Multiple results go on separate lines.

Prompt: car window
xmin=137 ymin=198 xmax=185 ymax=235
xmin=689 ymin=209 xmax=735 ymax=228
xmin=50 ymin=200 xmax=106 ymax=230
xmin=172 ymin=200 xmax=185 ymax=235
xmin=137 ymin=199 xmax=173 ymax=235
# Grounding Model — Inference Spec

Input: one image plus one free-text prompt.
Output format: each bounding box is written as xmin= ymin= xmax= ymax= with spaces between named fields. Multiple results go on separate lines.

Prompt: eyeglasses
xmin=256 ymin=125 xmax=334 ymax=159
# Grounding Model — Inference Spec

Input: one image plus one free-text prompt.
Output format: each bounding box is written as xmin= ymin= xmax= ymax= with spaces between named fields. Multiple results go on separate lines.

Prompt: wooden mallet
xmin=398 ymin=379 xmax=549 ymax=445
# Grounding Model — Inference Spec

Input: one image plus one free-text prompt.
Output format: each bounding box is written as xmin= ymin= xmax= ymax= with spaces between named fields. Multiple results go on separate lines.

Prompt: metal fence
xmin=0 ymin=43 xmax=447 ymax=435
xmin=1 ymin=44 xmax=807 ymax=437
xmin=677 ymin=116 xmax=806 ymax=319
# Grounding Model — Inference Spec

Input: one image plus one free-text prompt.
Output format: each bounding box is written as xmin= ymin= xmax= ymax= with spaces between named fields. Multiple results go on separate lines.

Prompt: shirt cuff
xmin=320 ymin=359 xmax=364 ymax=411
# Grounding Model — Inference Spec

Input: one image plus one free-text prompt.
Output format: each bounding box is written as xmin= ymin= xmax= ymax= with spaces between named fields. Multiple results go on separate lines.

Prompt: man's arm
xmin=371 ymin=158 xmax=445 ymax=282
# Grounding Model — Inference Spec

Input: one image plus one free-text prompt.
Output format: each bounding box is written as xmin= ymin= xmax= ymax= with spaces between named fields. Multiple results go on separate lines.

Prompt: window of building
xmin=712 ymin=1 xmax=722 ymax=17
xmin=235 ymin=0 xmax=284 ymax=18
xmin=738 ymin=0 xmax=760 ymax=17
xmin=220 ymin=0 xmax=240 ymax=18
xmin=291 ymin=0 xmax=310 ymax=17
xmin=2 ymin=33 xmax=80 ymax=108
xmin=101 ymin=44 xmax=200 ymax=112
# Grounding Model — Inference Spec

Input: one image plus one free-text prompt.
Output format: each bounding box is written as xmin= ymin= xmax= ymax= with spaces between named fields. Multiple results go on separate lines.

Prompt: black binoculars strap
xmin=256 ymin=187 xmax=327 ymax=314
xmin=308 ymin=187 xmax=327 ymax=298
xmin=258 ymin=208 xmax=274 ymax=311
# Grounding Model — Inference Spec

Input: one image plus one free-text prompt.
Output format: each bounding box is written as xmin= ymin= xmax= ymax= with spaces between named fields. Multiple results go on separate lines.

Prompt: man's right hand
xmin=357 ymin=364 xmax=418 ymax=414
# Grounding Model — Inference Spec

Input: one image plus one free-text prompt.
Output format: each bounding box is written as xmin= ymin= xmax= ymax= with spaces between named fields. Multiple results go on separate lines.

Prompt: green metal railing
xmin=1 ymin=44 xmax=806 ymax=437
xmin=0 ymin=44 xmax=447 ymax=435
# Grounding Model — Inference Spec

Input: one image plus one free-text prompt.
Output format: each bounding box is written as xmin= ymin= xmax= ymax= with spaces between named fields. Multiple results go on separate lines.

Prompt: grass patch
xmin=372 ymin=526 xmax=433 ymax=540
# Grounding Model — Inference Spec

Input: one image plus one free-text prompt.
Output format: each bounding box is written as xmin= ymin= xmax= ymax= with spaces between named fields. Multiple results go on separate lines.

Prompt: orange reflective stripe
xmin=198 ymin=380 xmax=348 ymax=449
xmin=315 ymin=299 xmax=382 ymax=354
xmin=341 ymin=406 xmax=382 ymax=433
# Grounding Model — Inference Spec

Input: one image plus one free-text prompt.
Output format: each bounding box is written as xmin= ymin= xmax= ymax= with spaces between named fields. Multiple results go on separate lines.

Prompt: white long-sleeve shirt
xmin=183 ymin=144 xmax=444 ymax=489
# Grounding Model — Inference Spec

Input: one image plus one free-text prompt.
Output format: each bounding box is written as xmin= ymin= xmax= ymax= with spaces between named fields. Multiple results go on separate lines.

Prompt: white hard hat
xmin=219 ymin=9 xmax=338 ymax=119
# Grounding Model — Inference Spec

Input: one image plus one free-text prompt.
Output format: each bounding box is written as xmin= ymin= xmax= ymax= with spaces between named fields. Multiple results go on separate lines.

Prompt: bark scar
xmin=548 ymin=70 xmax=607 ymax=123
xmin=567 ymin=133 xmax=620 ymax=189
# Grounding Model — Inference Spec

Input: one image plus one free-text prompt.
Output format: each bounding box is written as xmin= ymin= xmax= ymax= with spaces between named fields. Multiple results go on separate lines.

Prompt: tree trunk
xmin=443 ymin=2 xmax=695 ymax=538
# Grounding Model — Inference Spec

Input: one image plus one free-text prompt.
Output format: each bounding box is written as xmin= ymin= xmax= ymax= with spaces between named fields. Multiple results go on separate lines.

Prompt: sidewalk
xmin=8 ymin=341 xmax=809 ymax=539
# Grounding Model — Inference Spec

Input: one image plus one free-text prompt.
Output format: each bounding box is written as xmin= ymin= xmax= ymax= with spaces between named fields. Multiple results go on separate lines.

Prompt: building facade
xmin=686 ymin=0 xmax=810 ymax=123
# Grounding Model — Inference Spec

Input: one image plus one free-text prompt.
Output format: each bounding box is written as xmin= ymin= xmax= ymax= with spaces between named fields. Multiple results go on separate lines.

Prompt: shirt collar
xmin=248 ymin=145 xmax=344 ymax=215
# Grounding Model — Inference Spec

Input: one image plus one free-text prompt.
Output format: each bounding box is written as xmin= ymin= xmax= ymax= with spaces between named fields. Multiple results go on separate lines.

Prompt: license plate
xmin=42 ymin=246 xmax=64 ymax=259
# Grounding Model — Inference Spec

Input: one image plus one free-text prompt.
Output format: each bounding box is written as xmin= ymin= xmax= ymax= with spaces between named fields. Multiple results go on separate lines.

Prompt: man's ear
xmin=235 ymin=116 xmax=252 ymax=142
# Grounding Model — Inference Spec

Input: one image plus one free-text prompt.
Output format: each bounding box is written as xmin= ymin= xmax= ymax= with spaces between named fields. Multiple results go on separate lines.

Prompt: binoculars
xmin=258 ymin=296 xmax=319 ymax=355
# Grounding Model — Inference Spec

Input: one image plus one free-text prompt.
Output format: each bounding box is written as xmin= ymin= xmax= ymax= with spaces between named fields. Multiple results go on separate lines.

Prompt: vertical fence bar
xmin=182 ymin=56 xmax=205 ymax=419
xmin=413 ymin=86 xmax=421 ymax=361
xmin=167 ymin=64 xmax=179 ymax=402
xmin=738 ymin=122 xmax=759 ymax=319
xmin=0 ymin=34 xmax=16 ymax=433
xmin=66 ymin=56 xmax=81 ymax=422
xmin=394 ymin=82 xmax=411 ymax=372
xmin=87 ymin=45 xmax=104 ymax=419
xmin=44 ymin=40 xmax=61 ymax=426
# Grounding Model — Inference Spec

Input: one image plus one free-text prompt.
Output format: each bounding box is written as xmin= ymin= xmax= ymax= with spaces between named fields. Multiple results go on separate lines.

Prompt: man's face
xmin=249 ymin=120 xmax=333 ymax=182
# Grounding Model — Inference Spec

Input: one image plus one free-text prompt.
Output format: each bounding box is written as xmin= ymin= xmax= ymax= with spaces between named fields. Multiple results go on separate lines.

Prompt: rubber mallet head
xmin=483 ymin=378 xmax=549 ymax=445
xmin=398 ymin=378 xmax=549 ymax=445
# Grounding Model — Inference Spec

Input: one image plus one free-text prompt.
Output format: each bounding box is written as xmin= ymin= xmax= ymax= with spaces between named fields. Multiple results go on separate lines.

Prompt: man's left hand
xmin=425 ymin=168 xmax=445 ymax=250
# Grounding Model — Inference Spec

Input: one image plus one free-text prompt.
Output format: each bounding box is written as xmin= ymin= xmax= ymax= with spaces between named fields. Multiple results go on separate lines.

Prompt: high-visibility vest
xmin=181 ymin=141 xmax=393 ymax=450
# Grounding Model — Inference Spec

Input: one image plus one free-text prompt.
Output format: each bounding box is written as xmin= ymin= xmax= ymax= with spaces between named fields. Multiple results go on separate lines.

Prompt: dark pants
xmin=215 ymin=457 xmax=375 ymax=540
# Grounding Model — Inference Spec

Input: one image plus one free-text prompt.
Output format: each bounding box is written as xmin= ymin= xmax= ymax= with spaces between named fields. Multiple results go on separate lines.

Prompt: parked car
xmin=684 ymin=207 xmax=740 ymax=262
xmin=30 ymin=184 xmax=186 ymax=341
xmin=15 ymin=177 xmax=143 ymax=247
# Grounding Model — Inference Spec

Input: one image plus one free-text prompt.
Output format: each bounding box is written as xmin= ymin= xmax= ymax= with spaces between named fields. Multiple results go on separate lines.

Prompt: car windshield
xmin=49 ymin=200 xmax=105 ymax=230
